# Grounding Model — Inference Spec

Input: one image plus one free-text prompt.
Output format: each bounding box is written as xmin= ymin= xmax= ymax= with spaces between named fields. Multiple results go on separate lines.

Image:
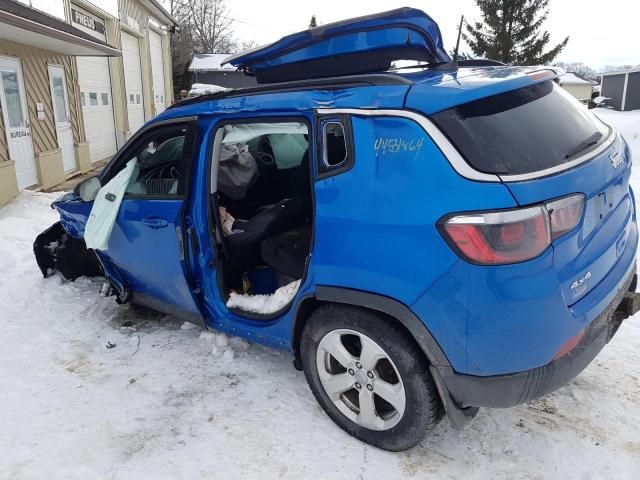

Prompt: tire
xmin=300 ymin=304 xmax=443 ymax=451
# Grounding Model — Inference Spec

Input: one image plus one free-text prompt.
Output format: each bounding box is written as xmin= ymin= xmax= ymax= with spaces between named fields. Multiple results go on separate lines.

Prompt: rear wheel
xmin=300 ymin=304 xmax=442 ymax=451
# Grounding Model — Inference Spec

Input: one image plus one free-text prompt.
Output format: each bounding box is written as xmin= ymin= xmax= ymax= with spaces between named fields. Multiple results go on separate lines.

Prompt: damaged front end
xmin=33 ymin=192 xmax=102 ymax=281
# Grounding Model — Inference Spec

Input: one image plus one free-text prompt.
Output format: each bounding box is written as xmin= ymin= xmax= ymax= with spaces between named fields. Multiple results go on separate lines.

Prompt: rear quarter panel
xmin=312 ymin=115 xmax=516 ymax=305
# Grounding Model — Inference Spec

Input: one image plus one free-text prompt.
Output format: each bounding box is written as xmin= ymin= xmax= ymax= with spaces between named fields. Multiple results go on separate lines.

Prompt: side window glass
xmin=323 ymin=122 xmax=347 ymax=166
xmin=317 ymin=116 xmax=353 ymax=178
xmin=121 ymin=127 xmax=189 ymax=197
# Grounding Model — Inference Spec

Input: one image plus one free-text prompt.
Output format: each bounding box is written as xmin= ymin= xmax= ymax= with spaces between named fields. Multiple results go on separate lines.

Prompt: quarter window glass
xmin=323 ymin=122 xmax=347 ymax=167
xmin=431 ymin=81 xmax=609 ymax=175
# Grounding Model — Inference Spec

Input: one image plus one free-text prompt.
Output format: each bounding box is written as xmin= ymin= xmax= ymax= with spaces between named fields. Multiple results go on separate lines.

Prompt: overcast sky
xmin=217 ymin=0 xmax=639 ymax=70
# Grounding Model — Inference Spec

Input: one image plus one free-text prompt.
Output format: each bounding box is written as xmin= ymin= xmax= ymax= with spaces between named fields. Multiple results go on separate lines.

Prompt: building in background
xmin=557 ymin=72 xmax=596 ymax=103
xmin=188 ymin=54 xmax=257 ymax=89
xmin=600 ymin=68 xmax=640 ymax=111
xmin=0 ymin=0 xmax=177 ymax=207
xmin=0 ymin=0 xmax=118 ymax=205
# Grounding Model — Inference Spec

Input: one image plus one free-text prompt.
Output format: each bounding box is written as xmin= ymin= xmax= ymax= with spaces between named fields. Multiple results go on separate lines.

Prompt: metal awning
xmin=140 ymin=0 xmax=178 ymax=27
xmin=0 ymin=0 xmax=120 ymax=56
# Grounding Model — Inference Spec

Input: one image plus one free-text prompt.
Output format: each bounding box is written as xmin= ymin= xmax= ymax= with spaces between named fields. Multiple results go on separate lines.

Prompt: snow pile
xmin=558 ymin=72 xmax=595 ymax=86
xmin=188 ymin=83 xmax=229 ymax=97
xmin=594 ymin=108 xmax=640 ymax=157
xmin=199 ymin=330 xmax=249 ymax=360
xmin=226 ymin=280 xmax=301 ymax=314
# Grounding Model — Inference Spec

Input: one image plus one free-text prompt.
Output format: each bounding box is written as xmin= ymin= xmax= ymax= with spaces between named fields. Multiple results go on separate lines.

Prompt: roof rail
xmin=457 ymin=59 xmax=507 ymax=67
xmin=168 ymin=73 xmax=413 ymax=111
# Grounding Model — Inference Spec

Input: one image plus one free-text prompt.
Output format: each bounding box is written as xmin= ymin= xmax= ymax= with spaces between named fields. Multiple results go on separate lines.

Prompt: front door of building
xmin=0 ymin=57 xmax=37 ymax=189
xmin=48 ymin=65 xmax=76 ymax=173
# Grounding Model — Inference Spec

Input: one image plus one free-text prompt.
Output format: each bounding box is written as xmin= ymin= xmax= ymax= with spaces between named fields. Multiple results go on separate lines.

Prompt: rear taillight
xmin=547 ymin=194 xmax=585 ymax=240
xmin=440 ymin=194 xmax=585 ymax=265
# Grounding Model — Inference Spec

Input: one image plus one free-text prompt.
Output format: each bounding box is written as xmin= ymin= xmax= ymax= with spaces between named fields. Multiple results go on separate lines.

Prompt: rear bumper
xmin=436 ymin=265 xmax=638 ymax=408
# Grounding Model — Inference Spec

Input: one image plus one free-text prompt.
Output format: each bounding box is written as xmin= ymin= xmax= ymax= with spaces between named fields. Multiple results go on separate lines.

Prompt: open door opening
xmin=210 ymin=119 xmax=314 ymax=316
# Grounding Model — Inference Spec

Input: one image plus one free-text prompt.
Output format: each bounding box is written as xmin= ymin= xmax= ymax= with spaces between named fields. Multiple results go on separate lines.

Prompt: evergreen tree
xmin=464 ymin=0 xmax=568 ymax=65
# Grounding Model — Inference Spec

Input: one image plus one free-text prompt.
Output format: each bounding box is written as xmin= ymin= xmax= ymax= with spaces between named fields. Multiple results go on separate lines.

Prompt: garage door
xmin=77 ymin=57 xmax=117 ymax=162
xmin=121 ymin=31 xmax=145 ymax=133
xmin=149 ymin=29 xmax=166 ymax=115
xmin=72 ymin=5 xmax=117 ymax=163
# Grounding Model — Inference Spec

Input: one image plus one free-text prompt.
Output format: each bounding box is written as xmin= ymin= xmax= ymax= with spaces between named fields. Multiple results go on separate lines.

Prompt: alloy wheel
xmin=315 ymin=328 xmax=406 ymax=431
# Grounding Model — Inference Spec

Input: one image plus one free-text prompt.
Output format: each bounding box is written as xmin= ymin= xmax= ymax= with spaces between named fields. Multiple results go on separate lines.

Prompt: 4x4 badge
xmin=610 ymin=151 xmax=623 ymax=168
xmin=571 ymin=271 xmax=592 ymax=297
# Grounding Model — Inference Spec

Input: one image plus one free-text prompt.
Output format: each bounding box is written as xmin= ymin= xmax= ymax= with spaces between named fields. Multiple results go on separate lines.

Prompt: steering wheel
xmin=256 ymin=151 xmax=275 ymax=167
xmin=162 ymin=163 xmax=180 ymax=179
xmin=256 ymin=136 xmax=276 ymax=167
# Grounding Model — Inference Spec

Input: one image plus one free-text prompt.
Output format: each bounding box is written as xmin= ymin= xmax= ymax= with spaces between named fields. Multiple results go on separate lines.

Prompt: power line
xmin=220 ymin=14 xmax=281 ymax=31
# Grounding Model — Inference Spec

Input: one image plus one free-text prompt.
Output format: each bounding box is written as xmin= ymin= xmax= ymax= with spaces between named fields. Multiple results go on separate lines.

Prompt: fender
xmin=313 ymin=286 xmax=450 ymax=366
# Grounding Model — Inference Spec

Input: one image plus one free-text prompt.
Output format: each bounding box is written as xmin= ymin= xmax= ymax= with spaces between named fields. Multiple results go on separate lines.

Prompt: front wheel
xmin=300 ymin=304 xmax=442 ymax=451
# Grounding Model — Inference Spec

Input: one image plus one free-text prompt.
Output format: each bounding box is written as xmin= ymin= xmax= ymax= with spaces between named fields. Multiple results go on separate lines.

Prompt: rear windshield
xmin=431 ymin=81 xmax=609 ymax=175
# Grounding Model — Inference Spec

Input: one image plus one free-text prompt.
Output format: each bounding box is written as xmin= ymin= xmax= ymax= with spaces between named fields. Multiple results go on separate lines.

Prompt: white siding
xmin=562 ymin=84 xmax=593 ymax=102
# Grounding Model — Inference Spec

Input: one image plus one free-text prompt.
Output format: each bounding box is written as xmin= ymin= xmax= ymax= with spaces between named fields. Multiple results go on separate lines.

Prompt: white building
xmin=558 ymin=72 xmax=596 ymax=103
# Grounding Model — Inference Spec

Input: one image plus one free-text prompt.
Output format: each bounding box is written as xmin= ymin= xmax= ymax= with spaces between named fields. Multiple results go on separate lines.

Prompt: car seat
xmin=224 ymin=197 xmax=305 ymax=288
xmin=260 ymin=226 xmax=312 ymax=279
xmin=222 ymin=150 xmax=312 ymax=289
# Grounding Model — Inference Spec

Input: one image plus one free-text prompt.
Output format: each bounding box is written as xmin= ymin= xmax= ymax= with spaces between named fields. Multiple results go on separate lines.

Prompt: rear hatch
xmin=431 ymin=79 xmax=634 ymax=305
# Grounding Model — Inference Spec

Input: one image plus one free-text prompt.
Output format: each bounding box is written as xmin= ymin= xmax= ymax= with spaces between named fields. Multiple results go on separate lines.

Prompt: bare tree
xmin=235 ymin=40 xmax=258 ymax=53
xmin=553 ymin=61 xmax=598 ymax=81
xmin=168 ymin=0 xmax=193 ymax=95
xmin=167 ymin=0 xmax=239 ymax=96
xmin=188 ymin=0 xmax=236 ymax=53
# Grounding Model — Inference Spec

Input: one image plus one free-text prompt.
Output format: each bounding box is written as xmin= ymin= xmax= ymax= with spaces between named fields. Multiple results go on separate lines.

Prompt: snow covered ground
xmin=1 ymin=109 xmax=639 ymax=480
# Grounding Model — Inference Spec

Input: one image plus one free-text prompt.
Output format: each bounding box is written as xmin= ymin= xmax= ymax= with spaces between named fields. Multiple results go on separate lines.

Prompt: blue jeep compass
xmin=35 ymin=8 xmax=640 ymax=451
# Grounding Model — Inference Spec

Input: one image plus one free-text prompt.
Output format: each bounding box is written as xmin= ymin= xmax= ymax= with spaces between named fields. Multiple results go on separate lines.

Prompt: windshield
xmin=431 ymin=81 xmax=609 ymax=175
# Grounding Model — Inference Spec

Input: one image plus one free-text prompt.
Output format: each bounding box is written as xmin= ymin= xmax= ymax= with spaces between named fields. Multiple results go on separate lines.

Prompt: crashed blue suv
xmin=35 ymin=8 xmax=639 ymax=451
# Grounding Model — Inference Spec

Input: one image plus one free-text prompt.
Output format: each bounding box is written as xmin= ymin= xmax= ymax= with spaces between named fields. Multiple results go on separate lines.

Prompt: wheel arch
xmin=291 ymin=286 xmax=479 ymax=429
xmin=291 ymin=286 xmax=451 ymax=370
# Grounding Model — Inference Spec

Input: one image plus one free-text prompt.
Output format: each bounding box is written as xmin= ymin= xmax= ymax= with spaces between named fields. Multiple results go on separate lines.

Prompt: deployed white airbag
xmin=269 ymin=134 xmax=308 ymax=169
xmin=84 ymin=159 xmax=138 ymax=251
xmin=218 ymin=143 xmax=258 ymax=200
xmin=222 ymin=122 xmax=307 ymax=144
